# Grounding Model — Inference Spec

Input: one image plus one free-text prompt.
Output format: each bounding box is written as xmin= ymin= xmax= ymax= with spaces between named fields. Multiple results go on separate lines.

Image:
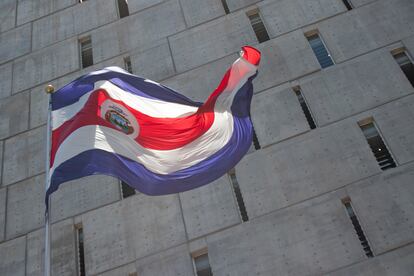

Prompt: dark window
xmin=124 ymin=56 xmax=133 ymax=73
xmin=342 ymin=197 xmax=374 ymax=258
xmin=306 ymin=33 xmax=334 ymax=68
xmin=393 ymin=50 xmax=414 ymax=87
xmin=221 ymin=0 xmax=230 ymax=14
xmin=293 ymin=86 xmax=316 ymax=129
xmin=252 ymin=127 xmax=261 ymax=150
xmin=76 ymin=224 xmax=86 ymax=276
xmin=121 ymin=181 xmax=136 ymax=198
xmin=79 ymin=0 xmax=87 ymax=3
xmin=117 ymin=0 xmax=129 ymax=18
xmin=80 ymin=37 xmax=93 ymax=68
xmin=359 ymin=119 xmax=396 ymax=171
xmin=247 ymin=10 xmax=270 ymax=43
xmin=229 ymin=170 xmax=249 ymax=222
xmin=194 ymin=252 xmax=213 ymax=276
xmin=342 ymin=0 xmax=353 ymax=10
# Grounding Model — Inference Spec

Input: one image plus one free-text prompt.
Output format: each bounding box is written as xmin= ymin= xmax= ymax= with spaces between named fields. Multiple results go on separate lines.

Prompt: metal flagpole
xmin=44 ymin=84 xmax=55 ymax=276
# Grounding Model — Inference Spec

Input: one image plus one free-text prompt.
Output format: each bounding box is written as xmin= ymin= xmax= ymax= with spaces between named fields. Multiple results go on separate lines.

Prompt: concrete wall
xmin=0 ymin=0 xmax=413 ymax=275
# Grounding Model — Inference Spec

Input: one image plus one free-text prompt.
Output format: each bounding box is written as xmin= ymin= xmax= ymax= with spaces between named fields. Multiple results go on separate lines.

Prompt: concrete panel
xmin=29 ymin=84 xmax=49 ymax=129
xmin=169 ymin=11 xmax=257 ymax=73
xmin=32 ymin=0 xmax=118 ymax=50
xmin=3 ymin=126 xmax=45 ymax=185
xmin=0 ymin=188 xmax=5 ymax=241
xmin=130 ymin=40 xmax=175 ymax=81
xmin=0 ymin=0 xmax=16 ymax=32
xmin=350 ymin=0 xmax=377 ymax=8
xmin=347 ymin=163 xmax=414 ymax=254
xmin=26 ymin=218 xmax=77 ymax=276
xmin=6 ymin=174 xmax=45 ymax=239
xmin=162 ymin=54 xmax=237 ymax=102
xmin=330 ymin=243 xmax=414 ymax=276
xmin=0 ymin=141 xmax=2 ymax=185
xmin=50 ymin=175 xmax=121 ymax=223
xmin=98 ymin=263 xmax=137 ymax=276
xmin=92 ymin=0 xmax=186 ymax=64
xmin=128 ymin=0 xmax=166 ymax=14
xmin=372 ymin=95 xmax=414 ymax=165
xmin=319 ymin=0 xmax=414 ymax=63
xmin=0 ymin=24 xmax=31 ymax=64
xmin=179 ymin=176 xmax=240 ymax=239
xmin=236 ymin=119 xmax=380 ymax=218
xmin=13 ymin=38 xmax=79 ymax=93
xmin=135 ymin=245 xmax=194 ymax=276
xmin=0 ymin=63 xmax=12 ymax=99
xmin=300 ymin=49 xmax=414 ymax=126
xmin=81 ymin=194 xmax=186 ymax=275
xmin=0 ymin=236 xmax=26 ymax=276
xmin=251 ymin=85 xmax=310 ymax=147
xmin=259 ymin=0 xmax=345 ymax=39
xmin=252 ymin=30 xmax=320 ymax=93
xmin=0 ymin=92 xmax=29 ymax=139
xmin=226 ymin=0 xmax=260 ymax=12
xmin=207 ymin=191 xmax=365 ymax=275
xmin=180 ymin=0 xmax=225 ymax=27
xmin=16 ymin=0 xmax=76 ymax=26
xmin=403 ymin=34 xmax=414 ymax=54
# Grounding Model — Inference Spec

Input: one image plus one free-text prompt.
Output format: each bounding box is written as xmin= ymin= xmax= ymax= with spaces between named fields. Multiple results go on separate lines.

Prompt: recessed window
xmin=79 ymin=0 xmax=87 ymax=3
xmin=221 ymin=0 xmax=230 ymax=14
xmin=247 ymin=9 xmax=270 ymax=43
xmin=124 ymin=56 xmax=133 ymax=73
xmin=79 ymin=36 xmax=93 ymax=68
xmin=342 ymin=0 xmax=353 ymax=10
xmin=75 ymin=224 xmax=86 ymax=276
xmin=117 ymin=0 xmax=129 ymax=18
xmin=228 ymin=169 xmax=249 ymax=222
xmin=121 ymin=181 xmax=136 ymax=198
xmin=358 ymin=118 xmax=396 ymax=171
xmin=392 ymin=49 xmax=414 ymax=87
xmin=193 ymin=250 xmax=213 ymax=276
xmin=252 ymin=127 xmax=261 ymax=150
xmin=293 ymin=86 xmax=316 ymax=129
xmin=306 ymin=32 xmax=334 ymax=68
xmin=341 ymin=197 xmax=374 ymax=258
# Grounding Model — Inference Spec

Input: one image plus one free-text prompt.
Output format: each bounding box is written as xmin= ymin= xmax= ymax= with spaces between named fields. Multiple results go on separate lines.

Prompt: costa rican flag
xmin=46 ymin=46 xmax=261 ymax=205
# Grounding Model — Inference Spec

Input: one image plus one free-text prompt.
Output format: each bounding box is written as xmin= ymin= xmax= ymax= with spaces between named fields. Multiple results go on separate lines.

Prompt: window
xmin=392 ymin=49 xmax=414 ymax=87
xmin=80 ymin=36 xmax=93 ymax=68
xmin=342 ymin=197 xmax=373 ymax=258
xmin=306 ymin=32 xmax=334 ymax=68
xmin=252 ymin=127 xmax=261 ymax=150
xmin=358 ymin=118 xmax=396 ymax=171
xmin=117 ymin=0 xmax=129 ymax=18
xmin=193 ymin=250 xmax=213 ymax=276
xmin=124 ymin=56 xmax=133 ymax=73
xmin=342 ymin=0 xmax=353 ymax=10
xmin=293 ymin=86 xmax=316 ymax=129
xmin=221 ymin=0 xmax=230 ymax=14
xmin=75 ymin=224 xmax=86 ymax=276
xmin=121 ymin=181 xmax=136 ymax=198
xmin=229 ymin=169 xmax=249 ymax=222
xmin=247 ymin=9 xmax=270 ymax=43
xmin=79 ymin=0 xmax=87 ymax=3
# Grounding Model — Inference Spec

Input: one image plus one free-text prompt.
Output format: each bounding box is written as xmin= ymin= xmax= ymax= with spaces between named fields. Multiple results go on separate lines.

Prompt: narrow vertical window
xmin=247 ymin=9 xmax=270 ymax=43
xmin=221 ymin=0 xmax=230 ymax=14
xmin=342 ymin=0 xmax=353 ymax=10
xmin=121 ymin=181 xmax=136 ymax=198
xmin=193 ymin=250 xmax=213 ymax=276
xmin=306 ymin=32 xmax=334 ymax=68
xmin=124 ymin=56 xmax=133 ymax=73
xmin=293 ymin=86 xmax=316 ymax=129
xmin=117 ymin=0 xmax=129 ymax=18
xmin=75 ymin=224 xmax=86 ymax=276
xmin=358 ymin=118 xmax=396 ymax=171
xmin=80 ymin=36 xmax=93 ymax=68
xmin=79 ymin=0 xmax=87 ymax=3
xmin=392 ymin=49 xmax=414 ymax=87
xmin=229 ymin=169 xmax=249 ymax=222
xmin=342 ymin=197 xmax=374 ymax=258
xmin=252 ymin=127 xmax=261 ymax=150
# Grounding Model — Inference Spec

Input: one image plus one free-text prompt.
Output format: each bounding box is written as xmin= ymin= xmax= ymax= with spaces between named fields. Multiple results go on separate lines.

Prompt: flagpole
xmin=44 ymin=84 xmax=54 ymax=276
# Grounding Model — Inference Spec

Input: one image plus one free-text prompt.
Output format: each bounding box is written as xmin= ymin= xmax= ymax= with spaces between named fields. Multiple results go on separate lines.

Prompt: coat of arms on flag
xmin=45 ymin=46 xmax=261 ymax=206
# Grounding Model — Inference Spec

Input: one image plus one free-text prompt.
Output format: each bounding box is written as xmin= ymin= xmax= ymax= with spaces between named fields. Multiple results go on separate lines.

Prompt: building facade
xmin=1 ymin=0 xmax=414 ymax=275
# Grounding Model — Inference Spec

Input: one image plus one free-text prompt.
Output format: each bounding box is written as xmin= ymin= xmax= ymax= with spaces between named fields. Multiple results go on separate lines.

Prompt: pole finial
xmin=45 ymin=84 xmax=55 ymax=94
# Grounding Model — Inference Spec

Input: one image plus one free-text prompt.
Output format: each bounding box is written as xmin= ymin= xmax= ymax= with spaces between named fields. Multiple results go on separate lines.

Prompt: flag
xmin=46 ymin=46 xmax=261 ymax=206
